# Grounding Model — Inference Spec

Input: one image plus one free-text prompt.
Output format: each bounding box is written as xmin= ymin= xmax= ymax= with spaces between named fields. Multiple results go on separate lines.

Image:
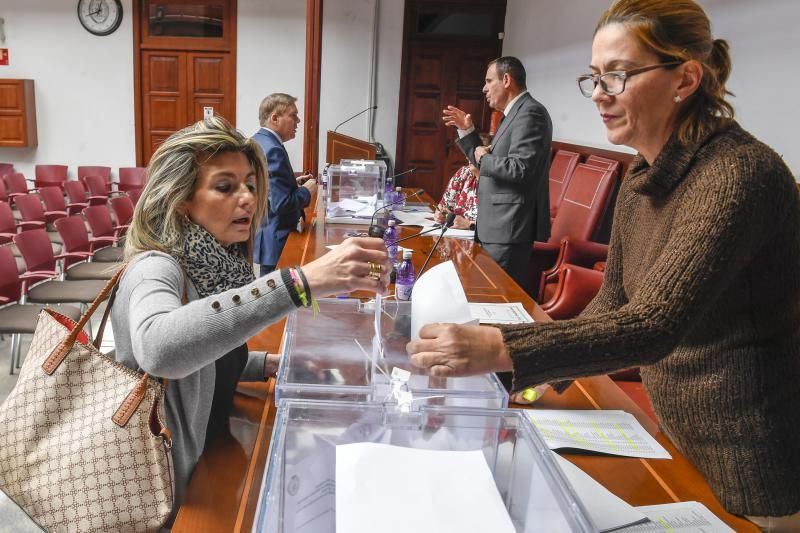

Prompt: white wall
xmin=503 ymin=0 xmax=800 ymax=176
xmin=318 ymin=0 xmax=404 ymax=166
xmin=0 ymin=0 xmax=137 ymax=180
xmin=0 ymin=0 xmax=307 ymax=179
xmin=236 ymin=0 xmax=306 ymax=167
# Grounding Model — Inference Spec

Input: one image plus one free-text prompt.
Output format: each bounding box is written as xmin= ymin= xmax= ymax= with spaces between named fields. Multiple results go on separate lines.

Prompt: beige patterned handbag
xmin=0 ymin=270 xmax=174 ymax=532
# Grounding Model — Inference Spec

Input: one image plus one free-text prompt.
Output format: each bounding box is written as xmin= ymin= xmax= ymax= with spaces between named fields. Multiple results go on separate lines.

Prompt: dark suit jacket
xmin=252 ymin=128 xmax=311 ymax=266
xmin=456 ymin=92 xmax=552 ymax=244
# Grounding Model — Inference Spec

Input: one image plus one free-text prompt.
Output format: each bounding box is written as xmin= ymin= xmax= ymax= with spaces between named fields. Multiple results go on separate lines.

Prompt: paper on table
xmin=410 ymin=260 xmax=476 ymax=340
xmin=553 ymin=454 xmax=648 ymax=532
xmin=421 ymin=224 xmax=475 ymax=239
xmin=469 ymin=302 xmax=534 ymax=324
xmin=616 ymin=501 xmax=735 ymax=532
xmin=525 ymin=410 xmax=672 ymax=459
xmin=393 ymin=210 xmax=435 ymax=226
xmin=336 ymin=443 xmax=515 ymax=533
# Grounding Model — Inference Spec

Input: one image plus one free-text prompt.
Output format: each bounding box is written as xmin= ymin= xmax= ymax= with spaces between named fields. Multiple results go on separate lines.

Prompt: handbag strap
xmin=92 ymin=280 xmax=120 ymax=350
xmin=42 ymin=267 xmax=125 ymax=375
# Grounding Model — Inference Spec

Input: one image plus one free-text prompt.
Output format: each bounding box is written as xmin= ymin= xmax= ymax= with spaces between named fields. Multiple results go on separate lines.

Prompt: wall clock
xmin=77 ymin=0 xmax=123 ymax=36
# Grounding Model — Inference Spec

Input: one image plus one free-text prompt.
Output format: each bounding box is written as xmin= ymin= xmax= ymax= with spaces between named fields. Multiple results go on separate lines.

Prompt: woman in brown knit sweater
xmin=408 ymin=0 xmax=800 ymax=528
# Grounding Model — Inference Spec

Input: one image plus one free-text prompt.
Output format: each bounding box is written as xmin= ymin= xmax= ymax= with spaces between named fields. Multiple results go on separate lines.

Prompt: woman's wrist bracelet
xmin=295 ymin=266 xmax=319 ymax=314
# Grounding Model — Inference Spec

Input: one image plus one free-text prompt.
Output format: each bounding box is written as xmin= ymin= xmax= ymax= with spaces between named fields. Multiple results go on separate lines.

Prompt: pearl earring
xmin=673 ymin=95 xmax=682 ymax=103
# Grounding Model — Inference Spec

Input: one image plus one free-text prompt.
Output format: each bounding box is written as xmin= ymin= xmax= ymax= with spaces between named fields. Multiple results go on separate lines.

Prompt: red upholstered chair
xmin=0 ymin=246 xmax=84 ymax=374
xmin=83 ymin=205 xmax=126 ymax=243
xmin=36 ymin=187 xmax=69 ymax=223
xmin=14 ymin=192 xmax=66 ymax=227
xmin=529 ymin=163 xmax=618 ymax=300
xmin=0 ymin=201 xmax=23 ymax=244
xmin=14 ymin=228 xmax=118 ymax=279
xmin=127 ymin=188 xmax=144 ymax=206
xmin=117 ymin=167 xmax=147 ymax=193
xmin=54 ymin=215 xmax=123 ymax=263
xmin=0 ymin=178 xmax=8 ymax=204
xmin=109 ymin=196 xmax=134 ymax=228
xmin=0 ymin=162 xmax=14 ymax=178
xmin=549 ymin=150 xmax=580 ymax=222
xmin=78 ymin=166 xmax=112 ymax=193
xmin=3 ymin=172 xmax=34 ymax=205
xmin=83 ymin=175 xmax=112 ymax=205
xmin=539 ymin=263 xmax=604 ymax=320
xmin=63 ymin=180 xmax=92 ymax=213
xmin=539 ymin=239 xmax=609 ymax=302
xmin=585 ymin=154 xmax=621 ymax=175
xmin=34 ymin=164 xmax=68 ymax=190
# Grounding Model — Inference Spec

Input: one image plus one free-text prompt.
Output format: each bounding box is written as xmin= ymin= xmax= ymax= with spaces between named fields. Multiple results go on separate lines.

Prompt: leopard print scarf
xmin=178 ymin=220 xmax=255 ymax=297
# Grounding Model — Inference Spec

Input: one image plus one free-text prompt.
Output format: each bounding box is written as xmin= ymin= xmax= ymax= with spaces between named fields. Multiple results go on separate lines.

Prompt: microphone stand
xmin=416 ymin=214 xmax=456 ymax=281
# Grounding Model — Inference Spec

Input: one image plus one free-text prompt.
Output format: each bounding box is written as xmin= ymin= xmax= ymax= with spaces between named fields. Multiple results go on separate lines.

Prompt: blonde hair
xmin=597 ymin=0 xmax=734 ymax=145
xmin=125 ymin=116 xmax=268 ymax=260
xmin=258 ymin=93 xmax=297 ymax=127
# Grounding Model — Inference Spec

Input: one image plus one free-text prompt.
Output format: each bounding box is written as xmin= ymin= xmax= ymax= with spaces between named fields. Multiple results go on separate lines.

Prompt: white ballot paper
xmin=336 ymin=443 xmax=515 ymax=533
xmin=526 ymin=410 xmax=672 ymax=459
xmin=469 ymin=302 xmax=534 ymax=324
xmin=421 ymin=224 xmax=475 ymax=239
xmin=553 ymin=454 xmax=648 ymax=531
xmin=410 ymin=260 xmax=476 ymax=340
xmin=616 ymin=501 xmax=734 ymax=533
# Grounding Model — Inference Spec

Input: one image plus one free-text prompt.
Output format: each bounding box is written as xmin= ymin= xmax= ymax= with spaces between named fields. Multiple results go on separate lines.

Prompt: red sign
xmin=0 ymin=49 xmax=8 ymax=66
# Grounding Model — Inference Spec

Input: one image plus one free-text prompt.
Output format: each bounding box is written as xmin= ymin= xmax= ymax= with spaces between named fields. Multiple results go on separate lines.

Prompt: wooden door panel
xmin=399 ymin=41 xmax=498 ymax=204
xmin=187 ymin=52 xmax=231 ymax=122
xmin=409 ymin=93 xmax=442 ymax=130
xmin=142 ymin=51 xmax=187 ymax=163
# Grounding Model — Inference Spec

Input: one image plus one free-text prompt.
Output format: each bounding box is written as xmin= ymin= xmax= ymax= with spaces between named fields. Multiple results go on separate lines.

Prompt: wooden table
xmin=174 ymin=194 xmax=755 ymax=532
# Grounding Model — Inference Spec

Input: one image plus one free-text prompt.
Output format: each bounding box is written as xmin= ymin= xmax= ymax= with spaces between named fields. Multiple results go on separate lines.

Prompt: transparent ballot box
xmin=325 ymin=163 xmax=386 ymax=224
xmin=275 ymin=298 xmax=508 ymax=409
xmin=339 ymin=159 xmax=387 ymax=185
xmin=252 ymin=400 xmax=595 ymax=532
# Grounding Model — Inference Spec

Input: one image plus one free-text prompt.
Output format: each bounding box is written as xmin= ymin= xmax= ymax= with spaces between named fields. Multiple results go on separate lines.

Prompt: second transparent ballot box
xmin=252 ymin=400 xmax=595 ymax=532
xmin=324 ymin=163 xmax=386 ymax=223
xmin=275 ymin=298 xmax=508 ymax=409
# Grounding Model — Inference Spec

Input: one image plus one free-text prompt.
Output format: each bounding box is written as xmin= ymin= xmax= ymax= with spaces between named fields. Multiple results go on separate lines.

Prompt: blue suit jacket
xmin=252 ymin=128 xmax=311 ymax=266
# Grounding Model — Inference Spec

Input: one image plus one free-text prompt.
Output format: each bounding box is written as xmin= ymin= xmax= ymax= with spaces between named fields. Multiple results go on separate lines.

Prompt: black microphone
xmin=334 ymin=105 xmax=378 ymax=133
xmin=386 ymin=167 xmax=416 ymax=186
xmin=415 ymin=213 xmax=456 ymax=281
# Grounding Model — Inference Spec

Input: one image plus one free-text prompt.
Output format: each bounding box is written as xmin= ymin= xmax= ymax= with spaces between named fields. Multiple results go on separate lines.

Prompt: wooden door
xmin=396 ymin=1 xmax=505 ymax=201
xmin=134 ymin=0 xmax=236 ymax=165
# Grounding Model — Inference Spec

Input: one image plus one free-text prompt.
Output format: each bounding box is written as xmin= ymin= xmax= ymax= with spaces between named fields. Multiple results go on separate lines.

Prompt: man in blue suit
xmin=252 ymin=93 xmax=316 ymax=276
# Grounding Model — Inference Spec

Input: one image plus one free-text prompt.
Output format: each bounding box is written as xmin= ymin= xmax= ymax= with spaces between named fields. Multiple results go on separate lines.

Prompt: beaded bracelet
xmin=288 ymin=268 xmax=310 ymax=308
xmin=295 ymin=267 xmax=320 ymax=315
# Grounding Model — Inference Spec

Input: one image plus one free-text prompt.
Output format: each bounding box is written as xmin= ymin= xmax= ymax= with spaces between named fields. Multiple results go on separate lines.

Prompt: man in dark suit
xmin=252 ymin=93 xmax=316 ymax=276
xmin=443 ymin=56 xmax=552 ymax=290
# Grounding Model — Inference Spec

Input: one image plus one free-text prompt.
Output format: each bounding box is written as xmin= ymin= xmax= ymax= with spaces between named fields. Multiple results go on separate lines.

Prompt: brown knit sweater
xmin=502 ymin=122 xmax=800 ymax=516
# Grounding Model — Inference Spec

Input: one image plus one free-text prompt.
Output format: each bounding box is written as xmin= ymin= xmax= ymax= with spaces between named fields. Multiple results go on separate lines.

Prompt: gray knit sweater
xmin=110 ymin=251 xmax=298 ymax=524
xmin=502 ymin=122 xmax=800 ymax=516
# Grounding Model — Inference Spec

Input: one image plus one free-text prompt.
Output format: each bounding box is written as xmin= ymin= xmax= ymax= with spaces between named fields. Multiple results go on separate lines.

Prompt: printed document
xmin=616 ymin=501 xmax=734 ymax=532
xmin=469 ymin=302 xmax=534 ymax=324
xmin=525 ymin=410 xmax=671 ymax=459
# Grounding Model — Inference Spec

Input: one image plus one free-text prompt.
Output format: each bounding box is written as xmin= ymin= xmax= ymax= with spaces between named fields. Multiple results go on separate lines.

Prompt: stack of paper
xmin=525 ymin=409 xmax=671 ymax=459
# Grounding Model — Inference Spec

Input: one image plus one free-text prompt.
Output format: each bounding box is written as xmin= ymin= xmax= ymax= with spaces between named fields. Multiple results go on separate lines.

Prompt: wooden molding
xmin=303 ymin=0 xmax=323 ymax=176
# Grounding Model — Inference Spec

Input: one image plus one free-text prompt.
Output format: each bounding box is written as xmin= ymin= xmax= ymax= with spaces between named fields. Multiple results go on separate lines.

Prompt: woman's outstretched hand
xmin=301 ymin=237 xmax=392 ymax=297
xmin=406 ymin=323 xmax=513 ymax=377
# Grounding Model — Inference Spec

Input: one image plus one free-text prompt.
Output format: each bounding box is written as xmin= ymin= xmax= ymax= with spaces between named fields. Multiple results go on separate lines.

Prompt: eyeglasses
xmin=577 ymin=61 xmax=683 ymax=97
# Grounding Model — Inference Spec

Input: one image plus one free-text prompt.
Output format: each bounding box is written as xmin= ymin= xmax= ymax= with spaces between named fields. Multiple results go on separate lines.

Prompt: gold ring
xmin=367 ymin=261 xmax=382 ymax=280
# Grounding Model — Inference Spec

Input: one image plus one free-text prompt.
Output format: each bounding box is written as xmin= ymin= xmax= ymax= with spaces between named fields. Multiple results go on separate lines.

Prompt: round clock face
xmin=77 ymin=0 xmax=123 ymax=36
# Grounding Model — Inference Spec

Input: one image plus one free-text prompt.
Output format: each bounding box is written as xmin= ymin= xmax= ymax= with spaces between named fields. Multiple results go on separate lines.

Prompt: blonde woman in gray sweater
xmin=111 ymin=116 xmax=391 ymax=525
